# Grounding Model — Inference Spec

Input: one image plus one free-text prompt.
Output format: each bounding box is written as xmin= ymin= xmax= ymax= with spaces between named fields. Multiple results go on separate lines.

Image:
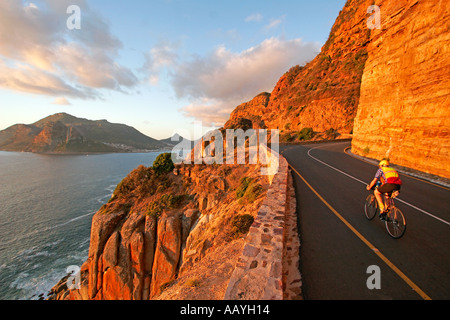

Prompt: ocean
xmin=0 ymin=150 xmax=168 ymax=300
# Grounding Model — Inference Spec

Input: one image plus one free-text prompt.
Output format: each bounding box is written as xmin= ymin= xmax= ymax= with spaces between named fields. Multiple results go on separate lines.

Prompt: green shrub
xmin=243 ymin=183 xmax=263 ymax=203
xmin=231 ymin=214 xmax=254 ymax=238
xmin=297 ymin=127 xmax=314 ymax=141
xmin=153 ymin=153 xmax=174 ymax=175
xmin=112 ymin=165 xmax=156 ymax=199
xmin=236 ymin=177 xmax=253 ymax=199
xmin=285 ymin=65 xmax=302 ymax=85
xmin=160 ymin=194 xmax=184 ymax=209
xmin=146 ymin=201 xmax=162 ymax=219
xmin=146 ymin=194 xmax=184 ymax=218
xmin=325 ymin=128 xmax=338 ymax=140
xmin=363 ymin=146 xmax=370 ymax=155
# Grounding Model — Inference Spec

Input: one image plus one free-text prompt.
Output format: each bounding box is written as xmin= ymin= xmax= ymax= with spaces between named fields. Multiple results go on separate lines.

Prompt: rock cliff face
xmin=351 ymin=0 xmax=450 ymax=179
xmin=50 ymin=156 xmax=269 ymax=300
xmin=225 ymin=0 xmax=373 ymax=141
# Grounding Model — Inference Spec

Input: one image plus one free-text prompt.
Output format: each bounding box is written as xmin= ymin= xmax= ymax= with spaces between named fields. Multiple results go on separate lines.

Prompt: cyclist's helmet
xmin=379 ymin=159 xmax=390 ymax=167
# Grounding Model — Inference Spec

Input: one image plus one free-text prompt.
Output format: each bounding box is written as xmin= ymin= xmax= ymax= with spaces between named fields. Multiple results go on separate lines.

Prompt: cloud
xmin=169 ymin=37 xmax=320 ymax=126
xmin=264 ymin=15 xmax=286 ymax=30
xmin=0 ymin=61 xmax=96 ymax=99
xmin=143 ymin=41 xmax=180 ymax=85
xmin=0 ymin=0 xmax=138 ymax=100
xmin=245 ymin=13 xmax=263 ymax=22
xmin=52 ymin=97 xmax=71 ymax=105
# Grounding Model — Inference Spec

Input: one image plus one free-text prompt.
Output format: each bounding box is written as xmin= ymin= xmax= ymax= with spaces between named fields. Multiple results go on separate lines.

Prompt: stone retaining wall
xmin=224 ymin=151 xmax=302 ymax=300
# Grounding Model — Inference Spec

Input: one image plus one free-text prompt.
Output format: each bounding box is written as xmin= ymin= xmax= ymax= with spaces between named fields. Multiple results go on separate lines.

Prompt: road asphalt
xmin=280 ymin=141 xmax=450 ymax=300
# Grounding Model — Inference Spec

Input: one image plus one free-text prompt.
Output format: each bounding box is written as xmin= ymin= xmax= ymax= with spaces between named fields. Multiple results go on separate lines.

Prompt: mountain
xmin=223 ymin=0 xmax=449 ymax=179
xmin=159 ymin=133 xmax=193 ymax=147
xmin=0 ymin=113 xmax=169 ymax=153
xmin=224 ymin=0 xmax=372 ymax=140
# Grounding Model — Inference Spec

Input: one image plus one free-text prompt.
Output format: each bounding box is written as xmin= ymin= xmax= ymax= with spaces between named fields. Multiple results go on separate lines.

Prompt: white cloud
xmin=170 ymin=37 xmax=320 ymax=126
xmin=264 ymin=15 xmax=286 ymax=30
xmin=0 ymin=62 xmax=96 ymax=99
xmin=245 ymin=13 xmax=263 ymax=22
xmin=0 ymin=0 xmax=138 ymax=100
xmin=52 ymin=97 xmax=71 ymax=105
xmin=143 ymin=41 xmax=180 ymax=85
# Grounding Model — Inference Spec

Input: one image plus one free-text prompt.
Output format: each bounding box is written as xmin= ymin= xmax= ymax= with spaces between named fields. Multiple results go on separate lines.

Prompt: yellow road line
xmin=288 ymin=163 xmax=432 ymax=300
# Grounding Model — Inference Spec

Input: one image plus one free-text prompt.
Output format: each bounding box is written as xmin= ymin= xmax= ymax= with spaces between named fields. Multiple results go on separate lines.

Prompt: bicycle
xmin=364 ymin=188 xmax=406 ymax=239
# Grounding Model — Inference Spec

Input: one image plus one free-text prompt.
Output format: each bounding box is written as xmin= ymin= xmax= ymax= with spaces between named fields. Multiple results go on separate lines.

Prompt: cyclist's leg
xmin=377 ymin=184 xmax=395 ymax=212
xmin=374 ymin=188 xmax=385 ymax=212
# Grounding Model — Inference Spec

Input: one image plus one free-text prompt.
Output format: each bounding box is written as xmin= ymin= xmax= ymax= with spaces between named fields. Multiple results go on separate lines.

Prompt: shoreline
xmin=0 ymin=149 xmax=174 ymax=156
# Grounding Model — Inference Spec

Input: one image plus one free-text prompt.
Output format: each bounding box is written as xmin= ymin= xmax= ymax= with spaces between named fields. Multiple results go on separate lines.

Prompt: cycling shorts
xmin=378 ymin=183 xmax=401 ymax=194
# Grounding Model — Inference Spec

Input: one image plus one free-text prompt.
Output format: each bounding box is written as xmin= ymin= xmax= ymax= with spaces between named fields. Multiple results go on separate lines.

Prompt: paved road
xmin=280 ymin=141 xmax=450 ymax=300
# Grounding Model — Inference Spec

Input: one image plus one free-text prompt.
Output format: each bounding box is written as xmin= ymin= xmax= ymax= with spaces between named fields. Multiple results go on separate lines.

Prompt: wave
xmin=0 ymin=184 xmax=116 ymax=250
xmin=0 ymin=211 xmax=95 ymax=250
xmin=96 ymin=183 xmax=117 ymax=204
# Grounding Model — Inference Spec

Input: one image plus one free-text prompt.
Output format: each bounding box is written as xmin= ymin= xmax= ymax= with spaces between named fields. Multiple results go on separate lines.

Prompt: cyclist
xmin=366 ymin=159 xmax=402 ymax=219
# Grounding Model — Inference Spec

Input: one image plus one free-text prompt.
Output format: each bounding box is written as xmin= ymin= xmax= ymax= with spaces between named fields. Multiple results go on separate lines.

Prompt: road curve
xmin=280 ymin=141 xmax=450 ymax=300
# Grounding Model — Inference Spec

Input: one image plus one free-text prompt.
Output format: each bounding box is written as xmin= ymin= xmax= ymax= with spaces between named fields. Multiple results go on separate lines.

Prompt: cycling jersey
xmin=375 ymin=166 xmax=402 ymax=185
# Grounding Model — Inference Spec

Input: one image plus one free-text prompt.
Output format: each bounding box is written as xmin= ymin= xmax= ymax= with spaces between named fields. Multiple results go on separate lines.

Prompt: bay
xmin=0 ymin=150 xmax=169 ymax=300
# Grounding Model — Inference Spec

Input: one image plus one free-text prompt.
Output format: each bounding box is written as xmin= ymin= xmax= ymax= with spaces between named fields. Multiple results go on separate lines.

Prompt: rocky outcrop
xmin=351 ymin=0 xmax=450 ymax=179
xmin=50 ymin=154 xmax=270 ymax=300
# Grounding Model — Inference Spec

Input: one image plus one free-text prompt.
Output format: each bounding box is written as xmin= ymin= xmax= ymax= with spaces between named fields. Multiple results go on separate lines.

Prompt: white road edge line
xmin=307 ymin=145 xmax=450 ymax=227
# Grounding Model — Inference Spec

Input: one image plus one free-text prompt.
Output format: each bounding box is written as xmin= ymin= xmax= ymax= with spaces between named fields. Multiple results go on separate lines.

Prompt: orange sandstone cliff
xmin=351 ymin=0 xmax=450 ymax=179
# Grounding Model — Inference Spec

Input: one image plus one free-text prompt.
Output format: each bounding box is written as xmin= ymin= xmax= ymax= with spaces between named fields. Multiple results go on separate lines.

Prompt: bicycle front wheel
xmin=364 ymin=194 xmax=378 ymax=220
xmin=385 ymin=207 xmax=406 ymax=239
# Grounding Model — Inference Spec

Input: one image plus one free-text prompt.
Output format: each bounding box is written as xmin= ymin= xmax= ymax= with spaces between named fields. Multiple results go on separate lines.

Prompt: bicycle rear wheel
xmin=385 ymin=207 xmax=406 ymax=239
xmin=364 ymin=194 xmax=378 ymax=220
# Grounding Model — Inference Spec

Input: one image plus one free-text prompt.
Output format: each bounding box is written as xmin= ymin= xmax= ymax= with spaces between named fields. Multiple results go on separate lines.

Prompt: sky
xmin=0 ymin=0 xmax=347 ymax=140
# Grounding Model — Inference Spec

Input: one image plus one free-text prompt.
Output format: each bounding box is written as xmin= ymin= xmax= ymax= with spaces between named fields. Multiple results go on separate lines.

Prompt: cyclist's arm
xmin=366 ymin=178 xmax=378 ymax=190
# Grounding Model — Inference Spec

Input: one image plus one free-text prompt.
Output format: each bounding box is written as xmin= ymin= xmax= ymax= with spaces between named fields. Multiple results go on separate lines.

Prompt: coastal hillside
xmin=0 ymin=113 xmax=168 ymax=153
xmin=49 ymin=151 xmax=270 ymax=300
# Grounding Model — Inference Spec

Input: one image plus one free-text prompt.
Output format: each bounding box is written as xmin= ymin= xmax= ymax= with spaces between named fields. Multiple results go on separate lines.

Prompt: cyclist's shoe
xmin=379 ymin=209 xmax=390 ymax=221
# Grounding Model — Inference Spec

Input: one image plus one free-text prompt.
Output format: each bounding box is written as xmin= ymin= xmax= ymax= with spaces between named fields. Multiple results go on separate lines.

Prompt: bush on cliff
xmin=112 ymin=165 xmax=156 ymax=199
xmin=145 ymin=193 xmax=185 ymax=219
xmin=230 ymin=214 xmax=254 ymax=239
xmin=297 ymin=127 xmax=314 ymax=141
xmin=153 ymin=153 xmax=175 ymax=175
xmin=243 ymin=183 xmax=263 ymax=203
xmin=236 ymin=177 xmax=253 ymax=199
xmin=236 ymin=177 xmax=263 ymax=204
